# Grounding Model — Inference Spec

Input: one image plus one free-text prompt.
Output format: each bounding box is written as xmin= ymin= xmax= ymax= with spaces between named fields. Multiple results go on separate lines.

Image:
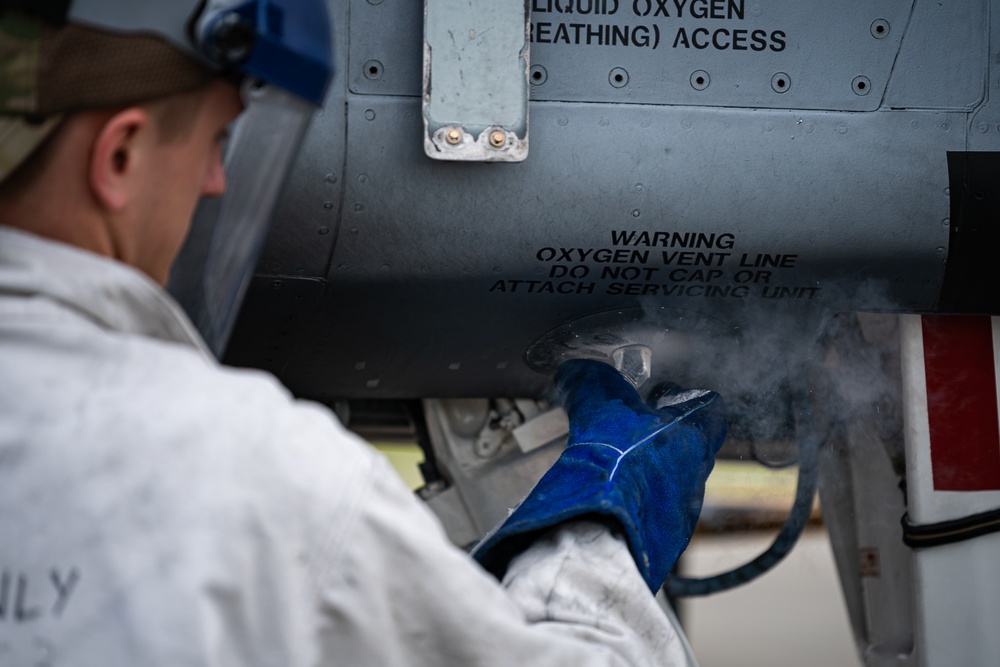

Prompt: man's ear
xmin=88 ymin=108 xmax=151 ymax=212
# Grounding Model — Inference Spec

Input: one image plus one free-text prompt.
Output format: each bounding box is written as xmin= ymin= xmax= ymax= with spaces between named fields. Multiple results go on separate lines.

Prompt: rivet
xmin=489 ymin=131 xmax=506 ymax=148
xmin=445 ymin=128 xmax=462 ymax=145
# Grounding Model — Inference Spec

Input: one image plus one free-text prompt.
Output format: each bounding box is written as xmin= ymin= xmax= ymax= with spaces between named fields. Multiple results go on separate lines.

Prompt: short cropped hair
xmin=0 ymin=83 xmax=213 ymax=200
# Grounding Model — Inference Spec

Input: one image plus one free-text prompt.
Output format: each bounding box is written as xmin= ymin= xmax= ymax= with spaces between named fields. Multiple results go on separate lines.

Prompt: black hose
xmin=665 ymin=381 xmax=821 ymax=597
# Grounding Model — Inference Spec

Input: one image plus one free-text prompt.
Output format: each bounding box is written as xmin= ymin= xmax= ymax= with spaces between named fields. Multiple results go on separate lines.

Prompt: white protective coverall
xmin=0 ymin=226 xmax=696 ymax=666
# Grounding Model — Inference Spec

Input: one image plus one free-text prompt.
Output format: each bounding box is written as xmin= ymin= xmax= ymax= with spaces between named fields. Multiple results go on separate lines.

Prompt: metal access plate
xmin=422 ymin=0 xmax=530 ymax=161
xmin=350 ymin=0 xmax=988 ymax=113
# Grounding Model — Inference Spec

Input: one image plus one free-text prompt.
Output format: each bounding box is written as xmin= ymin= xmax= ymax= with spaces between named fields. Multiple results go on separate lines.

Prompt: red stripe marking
xmin=922 ymin=315 xmax=1000 ymax=491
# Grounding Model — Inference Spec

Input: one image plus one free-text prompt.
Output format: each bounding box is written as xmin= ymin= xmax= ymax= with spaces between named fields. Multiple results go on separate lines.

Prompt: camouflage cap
xmin=0 ymin=114 xmax=60 ymax=180
xmin=0 ymin=8 xmax=213 ymax=183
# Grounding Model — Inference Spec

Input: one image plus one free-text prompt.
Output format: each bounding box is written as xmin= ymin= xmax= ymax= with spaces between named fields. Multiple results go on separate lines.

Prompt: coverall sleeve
xmin=315 ymin=448 xmax=695 ymax=667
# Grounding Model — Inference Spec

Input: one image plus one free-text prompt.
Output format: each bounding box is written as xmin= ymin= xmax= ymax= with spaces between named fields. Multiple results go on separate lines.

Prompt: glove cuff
xmin=472 ymin=445 xmax=672 ymax=592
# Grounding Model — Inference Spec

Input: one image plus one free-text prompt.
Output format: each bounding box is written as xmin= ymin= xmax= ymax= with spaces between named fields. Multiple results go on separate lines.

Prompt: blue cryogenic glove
xmin=472 ymin=358 xmax=727 ymax=592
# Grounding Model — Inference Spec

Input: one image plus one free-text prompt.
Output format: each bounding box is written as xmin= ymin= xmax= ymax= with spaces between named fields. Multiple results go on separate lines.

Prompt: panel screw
xmin=489 ymin=130 xmax=506 ymax=148
xmin=690 ymin=70 xmax=710 ymax=91
xmin=363 ymin=60 xmax=383 ymax=80
xmin=609 ymin=67 xmax=629 ymax=88
xmin=859 ymin=548 xmax=881 ymax=577
xmin=870 ymin=19 xmax=890 ymax=39
xmin=530 ymin=65 xmax=548 ymax=85
xmin=445 ymin=128 xmax=462 ymax=145
xmin=771 ymin=72 xmax=790 ymax=93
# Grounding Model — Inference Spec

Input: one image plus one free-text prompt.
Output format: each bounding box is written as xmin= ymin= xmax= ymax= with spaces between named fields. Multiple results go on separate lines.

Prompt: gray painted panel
xmin=883 ymin=1 xmax=988 ymax=111
xmin=236 ymin=1 xmax=999 ymax=400
xmin=271 ymin=95 xmax=961 ymax=398
xmin=351 ymin=0 xmax=925 ymax=111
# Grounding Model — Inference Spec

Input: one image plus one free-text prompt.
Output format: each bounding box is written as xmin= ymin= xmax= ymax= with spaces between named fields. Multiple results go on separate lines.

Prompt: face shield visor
xmin=167 ymin=79 xmax=316 ymax=356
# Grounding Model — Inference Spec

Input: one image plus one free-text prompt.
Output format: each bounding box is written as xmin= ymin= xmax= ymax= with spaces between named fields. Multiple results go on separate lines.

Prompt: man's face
xmin=134 ymin=80 xmax=243 ymax=285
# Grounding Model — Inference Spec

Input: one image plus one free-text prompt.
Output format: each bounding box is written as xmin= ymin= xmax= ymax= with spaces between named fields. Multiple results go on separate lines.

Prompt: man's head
xmin=0 ymin=0 xmax=332 ymax=352
xmin=0 ymin=76 xmax=242 ymax=285
xmin=0 ymin=1 xmax=332 ymax=317
xmin=0 ymin=8 xmax=241 ymax=284
xmin=0 ymin=7 xmax=218 ymax=180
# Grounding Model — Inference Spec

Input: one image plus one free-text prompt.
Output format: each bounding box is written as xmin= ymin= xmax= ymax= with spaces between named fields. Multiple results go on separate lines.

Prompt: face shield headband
xmin=62 ymin=0 xmax=332 ymax=106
